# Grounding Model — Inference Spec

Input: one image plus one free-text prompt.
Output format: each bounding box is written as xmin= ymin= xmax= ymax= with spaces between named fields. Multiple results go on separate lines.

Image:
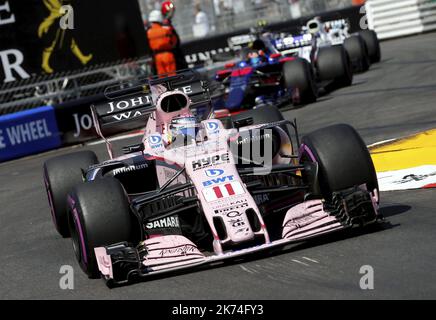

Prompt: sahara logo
xmin=146 ymin=216 xmax=180 ymax=229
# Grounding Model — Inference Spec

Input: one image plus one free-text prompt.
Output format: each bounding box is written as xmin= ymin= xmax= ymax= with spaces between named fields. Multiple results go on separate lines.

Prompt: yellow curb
xmin=370 ymin=129 xmax=436 ymax=172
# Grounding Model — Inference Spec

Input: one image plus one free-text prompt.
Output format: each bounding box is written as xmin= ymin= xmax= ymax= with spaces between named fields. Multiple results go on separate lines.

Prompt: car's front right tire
xmin=300 ymin=124 xmax=379 ymax=201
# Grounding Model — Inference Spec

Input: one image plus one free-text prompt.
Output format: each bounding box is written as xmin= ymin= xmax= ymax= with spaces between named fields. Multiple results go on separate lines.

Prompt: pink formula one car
xmin=43 ymin=71 xmax=381 ymax=286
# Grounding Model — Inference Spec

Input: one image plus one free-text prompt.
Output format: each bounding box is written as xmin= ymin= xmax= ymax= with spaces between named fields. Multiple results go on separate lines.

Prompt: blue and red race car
xmin=214 ymin=35 xmax=318 ymax=110
xmin=214 ymin=28 xmax=354 ymax=111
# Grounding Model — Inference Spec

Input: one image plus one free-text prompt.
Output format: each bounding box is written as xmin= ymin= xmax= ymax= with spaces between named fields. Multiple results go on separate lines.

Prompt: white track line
xmin=240 ymin=265 xmax=255 ymax=274
xmin=291 ymin=259 xmax=310 ymax=267
xmin=302 ymin=257 xmax=319 ymax=264
xmin=367 ymin=138 xmax=397 ymax=148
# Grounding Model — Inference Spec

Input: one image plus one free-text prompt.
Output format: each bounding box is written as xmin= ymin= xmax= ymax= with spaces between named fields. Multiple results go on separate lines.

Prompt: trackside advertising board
xmin=0 ymin=106 xmax=61 ymax=162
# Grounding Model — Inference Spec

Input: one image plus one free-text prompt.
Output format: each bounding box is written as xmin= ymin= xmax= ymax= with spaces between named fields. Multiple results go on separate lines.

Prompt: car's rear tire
xmin=43 ymin=151 xmax=98 ymax=238
xmin=359 ymin=30 xmax=381 ymax=63
xmin=301 ymin=124 xmax=378 ymax=201
xmin=67 ymin=177 xmax=139 ymax=278
xmin=283 ymin=58 xmax=318 ymax=106
xmin=344 ymin=35 xmax=370 ymax=72
xmin=317 ymin=45 xmax=353 ymax=88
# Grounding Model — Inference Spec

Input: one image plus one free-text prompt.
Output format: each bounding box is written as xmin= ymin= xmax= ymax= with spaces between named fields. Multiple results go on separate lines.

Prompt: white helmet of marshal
xmin=149 ymin=10 xmax=163 ymax=24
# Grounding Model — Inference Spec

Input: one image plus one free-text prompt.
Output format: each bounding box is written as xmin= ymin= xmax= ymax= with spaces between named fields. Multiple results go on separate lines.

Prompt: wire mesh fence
xmin=138 ymin=0 xmax=353 ymax=41
xmin=0 ymin=57 xmax=153 ymax=115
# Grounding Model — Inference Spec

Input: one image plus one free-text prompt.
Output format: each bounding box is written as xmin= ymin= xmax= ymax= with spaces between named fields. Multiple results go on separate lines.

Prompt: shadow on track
xmin=334 ymin=84 xmax=436 ymax=97
xmin=379 ymin=204 xmax=412 ymax=218
xmin=357 ymin=120 xmax=436 ymax=135
xmin=384 ymin=59 xmax=436 ymax=65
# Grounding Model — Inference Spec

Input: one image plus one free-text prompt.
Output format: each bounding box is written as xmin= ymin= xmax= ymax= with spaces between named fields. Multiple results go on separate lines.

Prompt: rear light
xmin=279 ymin=57 xmax=295 ymax=63
xmin=270 ymin=53 xmax=282 ymax=59
xmin=215 ymin=69 xmax=232 ymax=80
xmin=214 ymin=109 xmax=231 ymax=119
xmin=225 ymin=62 xmax=236 ymax=68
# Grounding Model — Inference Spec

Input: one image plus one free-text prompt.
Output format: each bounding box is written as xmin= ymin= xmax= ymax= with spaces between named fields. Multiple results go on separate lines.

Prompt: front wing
xmin=95 ymin=186 xmax=381 ymax=286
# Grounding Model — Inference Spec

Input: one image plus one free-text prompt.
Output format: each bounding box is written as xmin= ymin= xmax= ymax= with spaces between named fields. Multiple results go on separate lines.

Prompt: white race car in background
xmin=275 ymin=17 xmax=381 ymax=73
xmin=307 ymin=17 xmax=381 ymax=71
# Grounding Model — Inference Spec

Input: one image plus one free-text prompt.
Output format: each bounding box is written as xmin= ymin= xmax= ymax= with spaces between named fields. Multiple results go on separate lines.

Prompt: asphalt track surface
xmin=1 ymin=33 xmax=436 ymax=300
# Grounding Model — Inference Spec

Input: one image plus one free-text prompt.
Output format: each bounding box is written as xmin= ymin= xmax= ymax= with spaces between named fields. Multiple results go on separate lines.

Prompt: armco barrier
xmin=0 ymin=106 xmax=61 ymax=162
xmin=366 ymin=0 xmax=436 ymax=39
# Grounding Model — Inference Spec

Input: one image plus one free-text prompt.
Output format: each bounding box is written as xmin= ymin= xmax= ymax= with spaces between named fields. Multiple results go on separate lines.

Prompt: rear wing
xmin=228 ymin=34 xmax=257 ymax=51
xmin=323 ymin=19 xmax=350 ymax=31
xmin=273 ymin=33 xmax=313 ymax=52
xmin=90 ymin=69 xmax=212 ymax=158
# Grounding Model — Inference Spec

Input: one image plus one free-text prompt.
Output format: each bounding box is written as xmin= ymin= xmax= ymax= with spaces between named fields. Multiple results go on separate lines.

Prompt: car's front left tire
xmin=67 ymin=177 xmax=139 ymax=278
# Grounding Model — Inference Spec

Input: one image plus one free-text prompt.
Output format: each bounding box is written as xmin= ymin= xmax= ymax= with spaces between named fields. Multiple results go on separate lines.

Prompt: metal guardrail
xmin=366 ymin=0 xmax=436 ymax=39
xmin=0 ymin=57 xmax=153 ymax=115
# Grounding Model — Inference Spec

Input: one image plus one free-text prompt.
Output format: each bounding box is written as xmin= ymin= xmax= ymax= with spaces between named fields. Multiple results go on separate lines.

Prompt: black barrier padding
xmin=1 ymin=0 xmax=148 ymax=79
xmin=53 ymin=93 xmax=147 ymax=145
xmin=53 ymin=94 xmax=103 ymax=144
xmin=54 ymin=72 xmax=210 ymax=144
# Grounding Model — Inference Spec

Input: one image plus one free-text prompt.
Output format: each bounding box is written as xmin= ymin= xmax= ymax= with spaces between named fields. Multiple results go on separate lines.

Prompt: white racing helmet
xmin=307 ymin=17 xmax=322 ymax=34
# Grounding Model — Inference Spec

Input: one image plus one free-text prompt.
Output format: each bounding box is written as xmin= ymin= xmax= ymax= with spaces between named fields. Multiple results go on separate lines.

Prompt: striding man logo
xmin=37 ymin=0 xmax=93 ymax=74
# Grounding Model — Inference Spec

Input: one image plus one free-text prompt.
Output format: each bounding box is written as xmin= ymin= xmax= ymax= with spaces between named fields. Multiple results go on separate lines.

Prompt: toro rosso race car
xmin=214 ymin=33 xmax=318 ymax=109
xmin=214 ymin=25 xmax=355 ymax=110
xmin=43 ymin=70 xmax=381 ymax=286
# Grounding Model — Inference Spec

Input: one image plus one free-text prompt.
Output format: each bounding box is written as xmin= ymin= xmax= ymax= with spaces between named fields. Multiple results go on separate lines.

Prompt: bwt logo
xmin=206 ymin=122 xmax=219 ymax=134
xmin=203 ymin=175 xmax=234 ymax=187
xmin=149 ymin=135 xmax=162 ymax=145
xmin=205 ymin=169 xmax=224 ymax=178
